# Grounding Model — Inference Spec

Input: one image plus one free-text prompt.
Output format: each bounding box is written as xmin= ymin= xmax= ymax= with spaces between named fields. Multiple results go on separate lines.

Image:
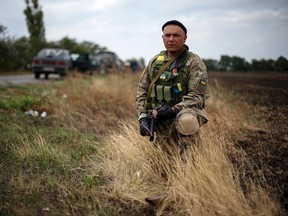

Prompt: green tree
xmin=251 ymin=59 xmax=261 ymax=71
xmin=23 ymin=0 xmax=45 ymax=58
xmin=203 ymin=59 xmax=219 ymax=71
xmin=0 ymin=24 xmax=30 ymax=72
xmin=0 ymin=24 xmax=7 ymax=36
xmin=275 ymin=56 xmax=288 ymax=72
xmin=231 ymin=56 xmax=247 ymax=71
xmin=57 ymin=36 xmax=80 ymax=52
xmin=54 ymin=36 xmax=107 ymax=55
xmin=219 ymin=55 xmax=232 ymax=71
xmin=79 ymin=41 xmax=102 ymax=55
xmin=13 ymin=36 xmax=31 ymax=69
xmin=0 ymin=24 xmax=12 ymax=72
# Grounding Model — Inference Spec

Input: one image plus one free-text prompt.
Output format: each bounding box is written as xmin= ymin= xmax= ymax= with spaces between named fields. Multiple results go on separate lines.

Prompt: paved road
xmin=0 ymin=74 xmax=61 ymax=87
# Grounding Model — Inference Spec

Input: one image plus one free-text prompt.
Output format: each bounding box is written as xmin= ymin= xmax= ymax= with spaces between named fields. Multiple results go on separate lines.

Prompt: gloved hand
xmin=139 ymin=117 xmax=150 ymax=136
xmin=156 ymin=105 xmax=178 ymax=121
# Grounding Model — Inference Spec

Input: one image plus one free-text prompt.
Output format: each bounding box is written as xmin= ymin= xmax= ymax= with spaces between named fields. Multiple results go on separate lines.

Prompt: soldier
xmin=136 ymin=20 xmax=208 ymax=154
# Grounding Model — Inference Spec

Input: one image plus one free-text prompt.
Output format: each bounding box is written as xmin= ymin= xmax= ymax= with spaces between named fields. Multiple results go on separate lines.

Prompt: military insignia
xmin=157 ymin=55 xmax=165 ymax=61
xmin=200 ymin=79 xmax=207 ymax=85
xmin=160 ymin=73 xmax=167 ymax=79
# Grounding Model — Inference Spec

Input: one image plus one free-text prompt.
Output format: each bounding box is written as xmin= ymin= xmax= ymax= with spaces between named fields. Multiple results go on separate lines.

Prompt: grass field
xmin=0 ymin=71 xmax=287 ymax=215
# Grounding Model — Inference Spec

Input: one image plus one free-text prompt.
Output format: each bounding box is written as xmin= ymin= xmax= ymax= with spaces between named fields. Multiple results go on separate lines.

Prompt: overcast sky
xmin=1 ymin=0 xmax=288 ymax=63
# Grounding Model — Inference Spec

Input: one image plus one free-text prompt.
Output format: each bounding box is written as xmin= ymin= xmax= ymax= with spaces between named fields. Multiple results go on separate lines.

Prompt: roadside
xmin=0 ymin=74 xmax=62 ymax=87
xmin=0 ymin=72 xmax=287 ymax=215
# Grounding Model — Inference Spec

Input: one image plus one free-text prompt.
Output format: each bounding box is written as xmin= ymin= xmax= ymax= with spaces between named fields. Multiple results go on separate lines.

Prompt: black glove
xmin=139 ymin=117 xmax=150 ymax=136
xmin=156 ymin=105 xmax=177 ymax=121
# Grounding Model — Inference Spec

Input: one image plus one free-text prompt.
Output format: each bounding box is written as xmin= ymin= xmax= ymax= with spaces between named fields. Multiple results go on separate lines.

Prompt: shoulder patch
xmin=200 ymin=78 xmax=207 ymax=86
xmin=157 ymin=55 xmax=165 ymax=61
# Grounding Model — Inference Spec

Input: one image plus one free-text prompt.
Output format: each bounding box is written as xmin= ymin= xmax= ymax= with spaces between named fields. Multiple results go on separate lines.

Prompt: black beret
xmin=162 ymin=20 xmax=187 ymax=34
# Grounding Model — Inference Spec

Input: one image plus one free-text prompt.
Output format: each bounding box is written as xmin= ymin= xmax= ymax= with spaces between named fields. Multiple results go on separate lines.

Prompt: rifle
xmin=149 ymin=115 xmax=155 ymax=141
xmin=148 ymin=105 xmax=162 ymax=142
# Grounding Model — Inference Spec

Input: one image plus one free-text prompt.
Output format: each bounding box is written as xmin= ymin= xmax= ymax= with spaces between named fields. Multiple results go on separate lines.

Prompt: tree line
xmin=0 ymin=0 xmax=109 ymax=73
xmin=0 ymin=26 xmax=110 ymax=72
xmin=2 ymin=23 xmax=287 ymax=73
xmin=203 ymin=55 xmax=288 ymax=73
xmin=1 ymin=0 xmax=287 ymax=73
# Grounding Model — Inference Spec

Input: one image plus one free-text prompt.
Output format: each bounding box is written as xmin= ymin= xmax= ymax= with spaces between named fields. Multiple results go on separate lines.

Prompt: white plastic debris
xmin=41 ymin=111 xmax=47 ymax=118
xmin=42 ymin=207 xmax=50 ymax=212
xmin=24 ymin=110 xmax=39 ymax=117
xmin=24 ymin=110 xmax=34 ymax=116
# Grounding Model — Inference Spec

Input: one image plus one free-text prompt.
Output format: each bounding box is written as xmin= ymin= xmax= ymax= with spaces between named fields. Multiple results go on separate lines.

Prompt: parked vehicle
xmin=32 ymin=48 xmax=73 ymax=79
xmin=90 ymin=51 xmax=124 ymax=74
xmin=73 ymin=53 xmax=92 ymax=73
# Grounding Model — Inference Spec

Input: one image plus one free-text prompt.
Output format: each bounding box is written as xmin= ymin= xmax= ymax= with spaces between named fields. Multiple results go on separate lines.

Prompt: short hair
xmin=162 ymin=20 xmax=187 ymax=34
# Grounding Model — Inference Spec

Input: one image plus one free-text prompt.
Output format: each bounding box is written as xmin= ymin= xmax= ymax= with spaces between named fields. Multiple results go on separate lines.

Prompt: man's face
xmin=162 ymin=25 xmax=187 ymax=54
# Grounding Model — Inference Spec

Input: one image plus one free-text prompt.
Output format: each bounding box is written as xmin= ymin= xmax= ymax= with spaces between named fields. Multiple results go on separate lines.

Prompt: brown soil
xmin=209 ymin=72 xmax=288 ymax=213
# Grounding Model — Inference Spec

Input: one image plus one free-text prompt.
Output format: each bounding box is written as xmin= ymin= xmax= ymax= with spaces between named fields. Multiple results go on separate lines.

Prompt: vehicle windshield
xmin=37 ymin=49 xmax=68 ymax=58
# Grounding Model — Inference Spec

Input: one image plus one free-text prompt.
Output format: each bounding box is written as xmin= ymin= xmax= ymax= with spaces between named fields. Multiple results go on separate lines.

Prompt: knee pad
xmin=176 ymin=109 xmax=199 ymax=135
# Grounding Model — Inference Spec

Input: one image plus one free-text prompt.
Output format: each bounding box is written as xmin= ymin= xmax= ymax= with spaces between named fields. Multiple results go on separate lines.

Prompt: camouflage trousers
xmin=154 ymin=119 xmax=199 ymax=156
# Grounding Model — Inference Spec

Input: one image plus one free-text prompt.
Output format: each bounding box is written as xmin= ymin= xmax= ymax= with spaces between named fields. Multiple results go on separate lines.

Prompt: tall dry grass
xmin=82 ymin=74 xmax=281 ymax=215
xmin=6 ymin=72 xmax=281 ymax=215
xmin=45 ymin=73 xmax=138 ymax=136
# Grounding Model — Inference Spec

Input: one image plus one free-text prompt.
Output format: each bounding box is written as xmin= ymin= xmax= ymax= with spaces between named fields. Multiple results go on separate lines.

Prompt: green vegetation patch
xmin=0 ymin=86 xmax=45 ymax=111
xmin=0 ymin=99 xmax=101 ymax=214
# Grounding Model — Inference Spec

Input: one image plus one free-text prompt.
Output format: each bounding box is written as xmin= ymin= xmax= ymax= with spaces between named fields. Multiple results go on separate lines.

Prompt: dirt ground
xmin=208 ymin=72 xmax=288 ymax=213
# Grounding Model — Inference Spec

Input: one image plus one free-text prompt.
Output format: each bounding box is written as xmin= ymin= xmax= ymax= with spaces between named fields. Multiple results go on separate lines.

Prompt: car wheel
xmin=45 ymin=73 xmax=49 ymax=79
xmin=35 ymin=72 xmax=40 ymax=79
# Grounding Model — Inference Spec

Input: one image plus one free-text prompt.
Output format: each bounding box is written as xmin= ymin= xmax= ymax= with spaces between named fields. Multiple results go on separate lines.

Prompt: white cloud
xmin=0 ymin=0 xmax=287 ymax=62
xmin=90 ymin=0 xmax=121 ymax=11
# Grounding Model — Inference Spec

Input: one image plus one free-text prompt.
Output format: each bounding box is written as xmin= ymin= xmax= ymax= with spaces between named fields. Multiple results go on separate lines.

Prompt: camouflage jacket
xmin=136 ymin=49 xmax=209 ymax=126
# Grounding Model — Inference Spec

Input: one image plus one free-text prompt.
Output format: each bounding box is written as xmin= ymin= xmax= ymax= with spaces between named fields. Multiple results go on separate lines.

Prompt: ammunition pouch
xmin=151 ymin=84 xmax=174 ymax=107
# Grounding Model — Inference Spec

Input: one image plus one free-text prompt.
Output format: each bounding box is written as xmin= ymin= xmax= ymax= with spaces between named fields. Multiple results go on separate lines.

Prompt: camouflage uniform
xmin=136 ymin=47 xmax=208 ymax=152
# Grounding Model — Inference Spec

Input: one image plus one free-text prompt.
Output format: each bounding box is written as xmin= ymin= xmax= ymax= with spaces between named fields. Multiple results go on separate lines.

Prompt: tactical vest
xmin=148 ymin=50 xmax=191 ymax=109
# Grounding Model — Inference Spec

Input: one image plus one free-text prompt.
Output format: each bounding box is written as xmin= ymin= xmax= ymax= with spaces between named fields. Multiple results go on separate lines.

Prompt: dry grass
xmin=0 ymin=72 xmax=284 ymax=215
xmin=87 ymin=75 xmax=281 ymax=215
xmin=46 ymin=73 xmax=138 ymax=135
xmin=94 ymin=127 xmax=280 ymax=215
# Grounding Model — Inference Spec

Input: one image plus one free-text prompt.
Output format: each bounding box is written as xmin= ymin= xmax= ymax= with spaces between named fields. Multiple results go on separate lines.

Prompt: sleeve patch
xmin=200 ymin=79 xmax=207 ymax=86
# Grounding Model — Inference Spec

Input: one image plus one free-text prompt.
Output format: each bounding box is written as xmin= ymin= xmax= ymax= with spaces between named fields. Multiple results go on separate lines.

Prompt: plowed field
xmin=209 ymin=72 xmax=288 ymax=212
